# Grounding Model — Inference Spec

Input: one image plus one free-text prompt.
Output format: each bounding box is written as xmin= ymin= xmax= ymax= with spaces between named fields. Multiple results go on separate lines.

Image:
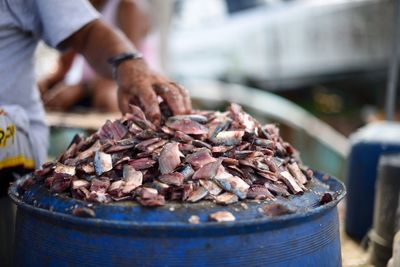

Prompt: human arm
xmin=117 ymin=0 xmax=151 ymax=47
xmin=37 ymin=50 xmax=77 ymax=95
xmin=59 ymin=19 xmax=191 ymax=124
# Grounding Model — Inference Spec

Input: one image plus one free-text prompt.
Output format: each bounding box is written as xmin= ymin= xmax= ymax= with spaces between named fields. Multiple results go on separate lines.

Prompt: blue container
xmin=9 ymin=172 xmax=345 ymax=267
xmin=345 ymin=122 xmax=400 ymax=241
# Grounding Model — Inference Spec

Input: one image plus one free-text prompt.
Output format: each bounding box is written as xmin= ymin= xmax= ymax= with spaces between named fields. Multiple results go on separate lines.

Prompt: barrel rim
xmin=9 ymin=171 xmax=345 ymax=231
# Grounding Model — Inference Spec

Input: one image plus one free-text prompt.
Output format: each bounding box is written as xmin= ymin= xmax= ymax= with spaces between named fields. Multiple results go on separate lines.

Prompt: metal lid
xmin=350 ymin=122 xmax=400 ymax=144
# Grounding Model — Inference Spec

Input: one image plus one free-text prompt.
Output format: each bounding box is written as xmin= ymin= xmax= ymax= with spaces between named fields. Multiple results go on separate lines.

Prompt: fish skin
xmin=138 ymin=187 xmax=165 ymax=206
xmin=72 ymin=180 xmax=90 ymax=190
xmin=279 ymin=171 xmax=303 ymax=194
xmin=90 ymin=178 xmax=110 ymax=191
xmin=199 ymin=180 xmax=223 ymax=196
xmin=76 ymin=140 xmax=101 ymax=161
xmin=159 ymin=142 xmax=182 ymax=174
xmin=261 ymin=203 xmax=294 ymax=217
xmin=166 ymin=117 xmax=209 ymax=135
xmin=213 ymin=131 xmax=244 ymax=146
xmin=214 ymin=166 xmax=249 ymax=199
xmin=187 ymin=186 xmax=208 ymax=202
xmin=215 ymin=192 xmax=238 ymax=205
xmin=174 ymin=131 xmax=193 ymax=143
xmin=209 ymin=211 xmax=235 ymax=222
xmin=122 ymin=165 xmax=143 ymax=193
xmin=128 ymin=158 xmax=156 ymax=170
xmin=247 ymin=184 xmax=274 ymax=200
xmin=158 ymin=172 xmax=185 ymax=186
xmin=146 ymin=140 xmax=168 ymax=153
xmin=176 ymin=164 xmax=195 ymax=179
xmin=186 ymin=148 xmax=216 ymax=169
xmin=54 ymin=163 xmax=76 ymax=176
xmin=94 ymin=151 xmax=113 ymax=176
xmin=98 ymin=120 xmax=127 ymax=141
xmin=135 ymin=138 xmax=161 ymax=151
xmin=108 ymin=180 xmax=126 ymax=197
xmin=287 ymin=162 xmax=308 ymax=185
xmin=229 ymin=103 xmax=257 ymax=133
xmin=192 ymin=158 xmax=223 ymax=180
xmin=169 ymin=114 xmax=208 ymax=124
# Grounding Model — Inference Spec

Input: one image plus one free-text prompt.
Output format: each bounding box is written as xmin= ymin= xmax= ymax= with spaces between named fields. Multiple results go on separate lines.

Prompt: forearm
xmin=60 ymin=19 xmax=138 ymax=79
xmin=58 ymin=17 xmax=191 ymax=121
xmin=43 ymin=50 xmax=76 ymax=87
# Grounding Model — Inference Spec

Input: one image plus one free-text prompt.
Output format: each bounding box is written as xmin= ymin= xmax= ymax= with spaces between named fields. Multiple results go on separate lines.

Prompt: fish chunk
xmin=254 ymin=138 xmax=274 ymax=149
xmin=192 ymin=158 xmax=223 ymax=180
xmin=138 ymin=187 xmax=165 ymax=206
xmin=214 ymin=166 xmax=249 ymax=199
xmin=98 ymin=120 xmax=127 ymax=141
xmin=94 ymin=151 xmax=113 ymax=176
xmin=229 ymin=103 xmax=257 ymax=133
xmin=166 ymin=117 xmax=208 ymax=135
xmin=260 ymin=203 xmax=294 ymax=217
xmin=72 ymin=207 xmax=96 ymax=218
xmin=90 ymin=178 xmax=110 ymax=193
xmin=279 ymin=171 xmax=303 ymax=194
xmin=72 ymin=180 xmax=89 ymax=190
xmin=209 ymin=211 xmax=235 ymax=222
xmin=287 ymin=162 xmax=307 ymax=185
xmin=215 ymin=192 xmax=238 ymax=205
xmin=108 ymin=180 xmax=126 ymax=197
xmin=213 ymin=131 xmax=244 ymax=146
xmin=176 ymin=164 xmax=195 ymax=179
xmin=264 ymin=182 xmax=290 ymax=197
xmin=158 ymin=172 xmax=185 ymax=186
xmin=170 ymin=114 xmax=208 ymax=123
xmin=186 ymin=148 xmax=216 ymax=169
xmin=122 ymin=165 xmax=143 ymax=193
xmin=187 ymin=186 xmax=208 ymax=202
xmin=320 ymin=192 xmax=334 ymax=204
xmin=247 ymin=184 xmax=274 ymax=200
xmin=54 ymin=163 xmax=76 ymax=176
xmin=188 ymin=215 xmax=200 ymax=224
xmin=159 ymin=142 xmax=183 ymax=174
xmin=199 ymin=180 xmax=223 ymax=196
xmin=128 ymin=158 xmax=156 ymax=170
xmin=135 ymin=138 xmax=161 ymax=150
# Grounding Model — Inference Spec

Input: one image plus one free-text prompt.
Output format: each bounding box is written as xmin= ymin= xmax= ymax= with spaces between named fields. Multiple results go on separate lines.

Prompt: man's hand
xmin=60 ymin=19 xmax=191 ymax=123
xmin=116 ymin=59 xmax=191 ymax=124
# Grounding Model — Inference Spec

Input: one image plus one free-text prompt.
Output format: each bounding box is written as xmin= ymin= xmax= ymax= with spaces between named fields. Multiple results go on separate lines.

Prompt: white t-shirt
xmin=0 ymin=0 xmax=98 ymax=166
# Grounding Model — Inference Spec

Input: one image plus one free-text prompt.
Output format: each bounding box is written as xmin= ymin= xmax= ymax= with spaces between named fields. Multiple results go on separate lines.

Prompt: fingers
xmin=117 ymin=90 xmax=131 ymax=114
xmin=170 ymin=82 xmax=192 ymax=113
xmin=154 ymin=83 xmax=190 ymax=115
xmin=137 ymin=85 xmax=161 ymax=125
xmin=118 ymin=84 xmax=161 ymax=125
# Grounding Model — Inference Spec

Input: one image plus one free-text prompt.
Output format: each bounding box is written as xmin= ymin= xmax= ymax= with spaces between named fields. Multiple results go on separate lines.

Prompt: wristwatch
xmin=107 ymin=52 xmax=143 ymax=79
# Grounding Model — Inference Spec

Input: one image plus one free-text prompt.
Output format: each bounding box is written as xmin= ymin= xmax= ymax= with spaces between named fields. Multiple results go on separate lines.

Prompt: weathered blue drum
xmin=9 ymin=171 xmax=345 ymax=267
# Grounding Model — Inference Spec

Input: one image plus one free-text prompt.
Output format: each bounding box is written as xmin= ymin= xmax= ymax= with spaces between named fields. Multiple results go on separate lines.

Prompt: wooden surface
xmin=339 ymin=201 xmax=372 ymax=267
xmin=46 ymin=111 xmax=120 ymax=130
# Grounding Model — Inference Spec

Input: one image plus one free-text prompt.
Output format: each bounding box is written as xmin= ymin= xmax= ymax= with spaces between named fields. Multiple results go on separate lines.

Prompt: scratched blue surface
xmin=10 ymin=171 xmax=345 ymax=267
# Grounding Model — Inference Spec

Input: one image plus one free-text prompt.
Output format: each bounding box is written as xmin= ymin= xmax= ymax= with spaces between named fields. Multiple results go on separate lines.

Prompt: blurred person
xmin=39 ymin=0 xmax=152 ymax=112
xmin=0 ymin=1 xmax=191 ymax=266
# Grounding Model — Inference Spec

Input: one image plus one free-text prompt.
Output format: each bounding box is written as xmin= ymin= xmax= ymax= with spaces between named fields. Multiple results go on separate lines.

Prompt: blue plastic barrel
xmin=9 ymin=172 xmax=345 ymax=267
xmin=345 ymin=122 xmax=400 ymax=241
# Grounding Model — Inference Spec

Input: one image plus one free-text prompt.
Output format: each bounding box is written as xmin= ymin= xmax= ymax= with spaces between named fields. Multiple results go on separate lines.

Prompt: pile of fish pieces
xmin=32 ymin=103 xmax=312 ymax=207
